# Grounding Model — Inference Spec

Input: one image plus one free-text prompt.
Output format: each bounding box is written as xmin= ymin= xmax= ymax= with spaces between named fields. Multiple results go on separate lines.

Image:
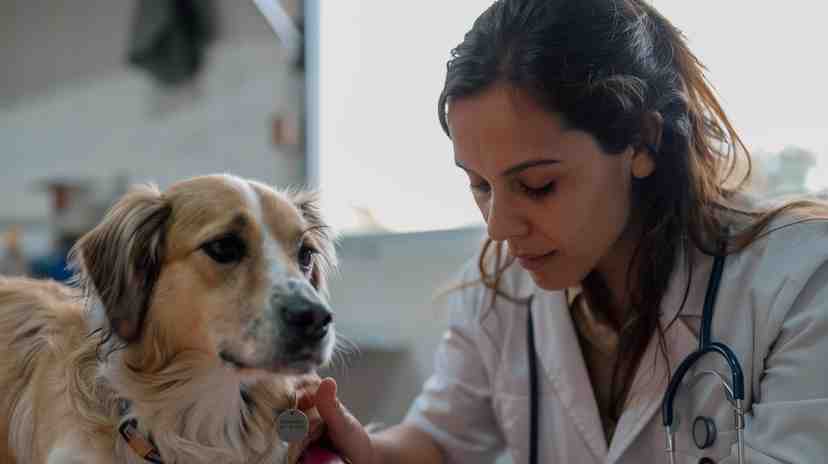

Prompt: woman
xmin=310 ymin=0 xmax=828 ymax=462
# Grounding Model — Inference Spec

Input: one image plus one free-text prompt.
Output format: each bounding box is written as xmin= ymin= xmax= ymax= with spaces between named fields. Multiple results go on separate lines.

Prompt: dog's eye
xmin=298 ymin=245 xmax=316 ymax=275
xmin=202 ymin=234 xmax=246 ymax=264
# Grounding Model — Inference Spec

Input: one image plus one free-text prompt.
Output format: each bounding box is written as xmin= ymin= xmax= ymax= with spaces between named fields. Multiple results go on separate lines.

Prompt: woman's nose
xmin=485 ymin=194 xmax=528 ymax=242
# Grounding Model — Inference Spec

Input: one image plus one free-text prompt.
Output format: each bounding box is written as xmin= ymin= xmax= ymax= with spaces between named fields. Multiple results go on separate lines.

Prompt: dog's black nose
xmin=281 ymin=298 xmax=332 ymax=339
xmin=278 ymin=281 xmax=333 ymax=340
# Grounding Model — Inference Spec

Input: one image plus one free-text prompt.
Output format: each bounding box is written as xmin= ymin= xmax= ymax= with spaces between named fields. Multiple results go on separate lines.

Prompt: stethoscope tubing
xmin=662 ymin=241 xmax=745 ymax=426
xmin=660 ymin=238 xmax=746 ymax=464
xmin=526 ymin=297 xmax=539 ymax=464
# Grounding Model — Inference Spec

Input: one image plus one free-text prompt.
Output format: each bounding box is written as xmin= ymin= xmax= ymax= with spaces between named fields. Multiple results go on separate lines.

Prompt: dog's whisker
xmin=338 ymin=341 xmax=360 ymax=370
xmin=328 ymin=352 xmax=346 ymax=374
xmin=335 ymin=333 xmax=361 ymax=356
xmin=334 ymin=335 xmax=361 ymax=366
xmin=334 ymin=353 xmax=354 ymax=374
xmin=328 ymin=345 xmax=346 ymax=370
xmin=325 ymin=335 xmax=359 ymax=373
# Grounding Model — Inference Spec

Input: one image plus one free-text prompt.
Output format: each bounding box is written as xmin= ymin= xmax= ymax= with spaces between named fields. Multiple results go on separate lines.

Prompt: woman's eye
xmin=202 ymin=234 xmax=246 ymax=264
xmin=298 ymin=245 xmax=316 ymax=276
xmin=470 ymin=181 xmax=491 ymax=194
xmin=520 ymin=181 xmax=556 ymax=198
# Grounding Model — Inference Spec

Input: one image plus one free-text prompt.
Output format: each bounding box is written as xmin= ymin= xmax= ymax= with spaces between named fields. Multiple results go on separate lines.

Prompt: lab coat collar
xmin=531 ymin=288 xmax=610 ymax=460
xmin=608 ymin=246 xmax=706 ymax=462
xmin=529 ymin=246 xmax=707 ymax=463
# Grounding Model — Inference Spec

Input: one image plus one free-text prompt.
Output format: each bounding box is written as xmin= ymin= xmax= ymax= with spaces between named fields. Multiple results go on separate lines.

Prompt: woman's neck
xmin=588 ymin=220 xmax=642 ymax=328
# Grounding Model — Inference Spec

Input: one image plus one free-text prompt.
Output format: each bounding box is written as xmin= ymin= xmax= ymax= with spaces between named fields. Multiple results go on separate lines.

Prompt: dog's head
xmin=72 ymin=174 xmax=337 ymax=377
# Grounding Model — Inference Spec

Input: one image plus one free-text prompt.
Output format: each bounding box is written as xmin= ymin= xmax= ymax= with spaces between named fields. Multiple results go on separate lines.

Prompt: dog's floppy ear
xmin=71 ymin=184 xmax=171 ymax=342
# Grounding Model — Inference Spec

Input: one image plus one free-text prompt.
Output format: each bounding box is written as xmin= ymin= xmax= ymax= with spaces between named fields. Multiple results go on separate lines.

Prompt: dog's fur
xmin=0 ymin=174 xmax=338 ymax=464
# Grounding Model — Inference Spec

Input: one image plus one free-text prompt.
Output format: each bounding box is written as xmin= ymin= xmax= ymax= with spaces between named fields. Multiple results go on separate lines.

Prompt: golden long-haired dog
xmin=0 ymin=174 xmax=339 ymax=463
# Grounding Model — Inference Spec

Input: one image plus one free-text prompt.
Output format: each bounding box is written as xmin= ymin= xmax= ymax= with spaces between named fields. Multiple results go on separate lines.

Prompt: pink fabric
xmin=299 ymin=444 xmax=348 ymax=464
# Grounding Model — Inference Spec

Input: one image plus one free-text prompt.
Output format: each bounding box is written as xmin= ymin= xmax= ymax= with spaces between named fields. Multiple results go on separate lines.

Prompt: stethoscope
xmin=526 ymin=243 xmax=746 ymax=464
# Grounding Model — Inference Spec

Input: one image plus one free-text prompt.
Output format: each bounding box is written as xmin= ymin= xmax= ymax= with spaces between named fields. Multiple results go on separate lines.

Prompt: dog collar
xmin=116 ymin=399 xmax=164 ymax=463
xmin=119 ymin=418 xmax=164 ymax=463
xmin=117 ymin=398 xmax=320 ymax=464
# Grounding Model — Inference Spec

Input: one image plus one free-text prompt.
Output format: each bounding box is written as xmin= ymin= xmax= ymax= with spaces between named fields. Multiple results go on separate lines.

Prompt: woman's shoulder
xmin=733 ymin=205 xmax=828 ymax=281
xmin=725 ymin=204 xmax=828 ymax=333
xmin=722 ymin=200 xmax=828 ymax=391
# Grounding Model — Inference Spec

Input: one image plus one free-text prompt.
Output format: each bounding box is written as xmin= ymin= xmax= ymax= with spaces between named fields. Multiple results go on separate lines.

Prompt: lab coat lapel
xmin=606 ymin=251 xmax=706 ymax=463
xmin=532 ymin=289 xmax=609 ymax=460
xmin=605 ymin=316 xmax=697 ymax=462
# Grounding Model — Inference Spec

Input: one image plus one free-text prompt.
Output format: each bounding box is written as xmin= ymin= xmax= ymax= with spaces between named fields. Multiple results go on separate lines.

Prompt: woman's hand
xmin=311 ymin=377 xmax=381 ymax=464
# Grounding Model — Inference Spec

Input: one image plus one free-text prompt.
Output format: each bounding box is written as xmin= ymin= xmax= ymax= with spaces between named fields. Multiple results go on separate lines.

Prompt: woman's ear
xmin=632 ymin=151 xmax=656 ymax=179
xmin=71 ymin=184 xmax=171 ymax=342
xmin=632 ymin=111 xmax=663 ymax=179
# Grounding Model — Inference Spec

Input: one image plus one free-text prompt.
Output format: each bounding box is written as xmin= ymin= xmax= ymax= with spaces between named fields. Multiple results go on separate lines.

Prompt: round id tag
xmin=277 ymin=408 xmax=309 ymax=443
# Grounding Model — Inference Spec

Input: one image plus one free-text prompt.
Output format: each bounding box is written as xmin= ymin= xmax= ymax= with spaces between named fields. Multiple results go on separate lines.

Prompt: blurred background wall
xmin=1 ymin=0 xmax=304 ymax=256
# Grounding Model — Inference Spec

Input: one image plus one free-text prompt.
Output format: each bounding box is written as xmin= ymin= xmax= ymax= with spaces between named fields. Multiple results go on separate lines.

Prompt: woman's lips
xmin=516 ymin=251 xmax=558 ymax=271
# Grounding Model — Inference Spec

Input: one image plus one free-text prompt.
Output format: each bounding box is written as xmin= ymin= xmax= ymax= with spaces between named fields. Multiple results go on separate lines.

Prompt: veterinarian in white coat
xmin=400 ymin=220 xmax=828 ymax=463
xmin=307 ymin=1 xmax=828 ymax=463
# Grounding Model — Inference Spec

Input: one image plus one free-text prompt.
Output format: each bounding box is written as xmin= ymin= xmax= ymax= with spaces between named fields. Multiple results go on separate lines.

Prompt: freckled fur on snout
xmin=0 ymin=174 xmax=337 ymax=464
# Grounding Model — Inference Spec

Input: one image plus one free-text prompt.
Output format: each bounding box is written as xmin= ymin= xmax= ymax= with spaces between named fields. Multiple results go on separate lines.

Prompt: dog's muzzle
xmin=222 ymin=278 xmax=334 ymax=372
xmin=273 ymin=279 xmax=333 ymax=347
xmin=271 ymin=279 xmax=333 ymax=357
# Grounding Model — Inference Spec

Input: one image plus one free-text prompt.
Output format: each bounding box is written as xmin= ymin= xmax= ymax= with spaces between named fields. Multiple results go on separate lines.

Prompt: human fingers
xmin=314 ymin=377 xmax=378 ymax=464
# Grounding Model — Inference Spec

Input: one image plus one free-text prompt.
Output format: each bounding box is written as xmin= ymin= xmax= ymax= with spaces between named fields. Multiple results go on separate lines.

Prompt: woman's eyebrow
xmin=501 ymin=158 xmax=560 ymax=176
xmin=455 ymin=157 xmax=561 ymax=176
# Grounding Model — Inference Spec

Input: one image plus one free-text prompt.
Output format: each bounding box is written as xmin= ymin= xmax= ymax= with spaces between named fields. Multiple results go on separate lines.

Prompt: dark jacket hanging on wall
xmin=127 ymin=0 xmax=217 ymax=86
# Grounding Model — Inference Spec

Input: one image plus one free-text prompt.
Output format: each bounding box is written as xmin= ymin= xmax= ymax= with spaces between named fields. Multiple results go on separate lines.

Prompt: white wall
xmin=322 ymin=226 xmax=486 ymax=424
xmin=312 ymin=0 xmax=492 ymax=234
xmin=325 ymin=226 xmax=514 ymax=463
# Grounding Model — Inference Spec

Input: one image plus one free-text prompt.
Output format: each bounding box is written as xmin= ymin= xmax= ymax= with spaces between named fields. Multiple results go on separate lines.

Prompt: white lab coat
xmin=405 ymin=219 xmax=828 ymax=463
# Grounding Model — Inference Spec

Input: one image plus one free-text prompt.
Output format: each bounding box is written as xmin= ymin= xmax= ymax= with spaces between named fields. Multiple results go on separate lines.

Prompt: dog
xmin=0 ymin=174 xmax=339 ymax=463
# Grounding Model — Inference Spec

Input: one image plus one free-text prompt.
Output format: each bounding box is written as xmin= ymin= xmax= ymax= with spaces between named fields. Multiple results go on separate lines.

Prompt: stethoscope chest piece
xmin=692 ymin=415 xmax=717 ymax=449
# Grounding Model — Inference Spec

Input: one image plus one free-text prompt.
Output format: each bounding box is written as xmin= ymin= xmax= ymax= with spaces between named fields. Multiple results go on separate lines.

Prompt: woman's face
xmin=448 ymin=83 xmax=652 ymax=290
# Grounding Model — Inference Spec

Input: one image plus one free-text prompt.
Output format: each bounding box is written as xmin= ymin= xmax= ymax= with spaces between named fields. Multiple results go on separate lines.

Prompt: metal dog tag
xmin=277 ymin=408 xmax=309 ymax=443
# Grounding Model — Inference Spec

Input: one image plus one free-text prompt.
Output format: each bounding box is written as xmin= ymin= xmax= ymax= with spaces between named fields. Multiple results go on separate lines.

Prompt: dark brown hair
xmin=439 ymin=0 xmax=827 ymax=422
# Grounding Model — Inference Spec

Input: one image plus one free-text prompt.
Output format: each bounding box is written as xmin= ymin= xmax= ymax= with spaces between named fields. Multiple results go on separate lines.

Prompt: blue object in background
xmin=29 ymin=247 xmax=73 ymax=282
